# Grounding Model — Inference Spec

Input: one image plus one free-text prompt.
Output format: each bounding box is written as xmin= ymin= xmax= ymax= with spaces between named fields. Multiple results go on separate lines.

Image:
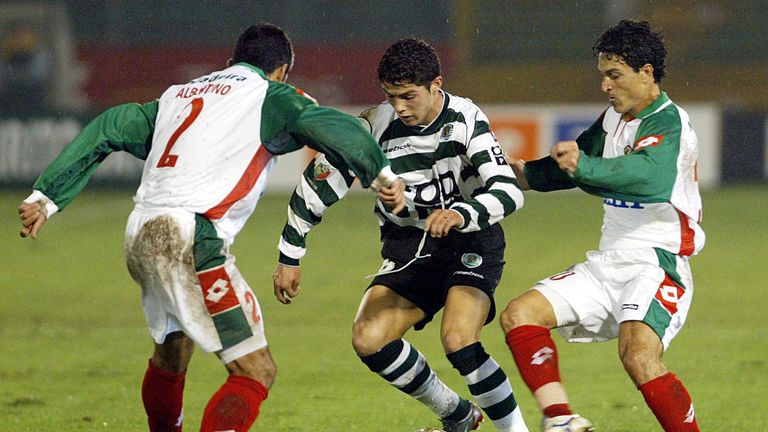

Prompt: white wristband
xmin=23 ymin=190 xmax=59 ymax=219
xmin=370 ymin=165 xmax=398 ymax=191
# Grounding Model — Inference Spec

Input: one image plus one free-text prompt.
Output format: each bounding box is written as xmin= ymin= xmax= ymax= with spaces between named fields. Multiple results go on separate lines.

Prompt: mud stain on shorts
xmin=126 ymin=215 xmax=195 ymax=289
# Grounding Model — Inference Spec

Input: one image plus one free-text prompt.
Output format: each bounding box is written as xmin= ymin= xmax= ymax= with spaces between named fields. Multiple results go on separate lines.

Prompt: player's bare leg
xmin=143 ymin=331 xmax=194 ymax=432
xmin=443 ymin=286 xmax=527 ymax=431
xmin=200 ymin=346 xmax=275 ymax=432
xmin=352 ymin=285 xmax=423 ymax=356
xmin=620 ymin=321 xmax=699 ymax=431
xmin=501 ymin=290 xmax=592 ymax=431
xmin=353 ymin=285 xmax=473 ymax=430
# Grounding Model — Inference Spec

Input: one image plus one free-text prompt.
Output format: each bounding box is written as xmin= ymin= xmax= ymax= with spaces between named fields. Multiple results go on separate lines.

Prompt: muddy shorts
xmin=124 ymin=206 xmax=266 ymax=363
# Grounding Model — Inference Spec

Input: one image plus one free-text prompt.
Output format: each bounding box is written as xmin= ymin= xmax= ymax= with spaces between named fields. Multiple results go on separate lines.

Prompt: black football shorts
xmin=369 ymin=223 xmax=505 ymax=330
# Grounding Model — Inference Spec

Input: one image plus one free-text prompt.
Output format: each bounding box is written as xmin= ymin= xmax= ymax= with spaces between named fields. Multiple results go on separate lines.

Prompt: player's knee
xmin=500 ymin=291 xmax=555 ymax=332
xmin=499 ymin=299 xmax=533 ymax=332
xmin=619 ymin=345 xmax=664 ymax=385
xmin=226 ymin=349 xmax=277 ymax=388
xmin=152 ymin=332 xmax=194 ymax=373
xmin=351 ymin=320 xmax=389 ymax=357
xmin=441 ymin=331 xmax=477 ymax=354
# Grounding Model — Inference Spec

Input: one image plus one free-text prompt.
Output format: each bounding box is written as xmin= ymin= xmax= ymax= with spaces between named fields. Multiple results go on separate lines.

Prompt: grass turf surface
xmin=1 ymin=186 xmax=766 ymax=431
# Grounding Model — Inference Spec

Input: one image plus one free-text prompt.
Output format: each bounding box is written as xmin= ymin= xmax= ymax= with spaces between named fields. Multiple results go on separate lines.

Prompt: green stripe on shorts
xmin=643 ymin=299 xmax=673 ymax=341
xmin=654 ymin=248 xmax=685 ymax=289
xmin=194 ymin=214 xmax=226 ymax=272
xmin=213 ymin=307 xmax=254 ymax=349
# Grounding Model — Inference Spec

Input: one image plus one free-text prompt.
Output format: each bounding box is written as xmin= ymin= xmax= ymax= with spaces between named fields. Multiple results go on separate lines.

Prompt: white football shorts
xmin=534 ymin=248 xmax=694 ymax=350
xmin=124 ymin=206 xmax=267 ymax=363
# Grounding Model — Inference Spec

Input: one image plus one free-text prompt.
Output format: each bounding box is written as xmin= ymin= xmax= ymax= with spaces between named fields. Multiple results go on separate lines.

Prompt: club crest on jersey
xmin=461 ymin=253 xmax=483 ymax=268
xmin=441 ymin=124 xmax=454 ymax=140
xmin=634 ymin=134 xmax=664 ymax=151
xmin=313 ymin=160 xmax=334 ymax=181
xmin=623 ymin=145 xmax=632 ymax=155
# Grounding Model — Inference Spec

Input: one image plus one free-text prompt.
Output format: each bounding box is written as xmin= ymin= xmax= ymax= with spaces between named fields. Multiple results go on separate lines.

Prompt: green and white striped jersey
xmin=28 ymin=63 xmax=394 ymax=246
xmin=524 ymin=92 xmax=705 ymax=256
xmin=278 ymin=90 xmax=524 ymax=263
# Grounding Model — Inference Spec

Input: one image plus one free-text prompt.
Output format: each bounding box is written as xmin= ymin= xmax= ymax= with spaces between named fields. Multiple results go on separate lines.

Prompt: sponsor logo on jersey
xmin=603 ymin=197 xmax=644 ymax=209
xmin=622 ymin=303 xmax=639 ymax=310
xmin=441 ymin=124 xmax=454 ymax=140
xmin=313 ymin=160 xmax=334 ymax=181
xmin=490 ymin=143 xmax=508 ymax=165
xmin=383 ymin=142 xmax=411 ymax=153
xmin=634 ymin=134 xmax=664 ymax=151
xmin=461 ymin=253 xmax=483 ymax=268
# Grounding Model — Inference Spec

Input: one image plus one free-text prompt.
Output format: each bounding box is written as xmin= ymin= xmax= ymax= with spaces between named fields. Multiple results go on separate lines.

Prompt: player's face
xmin=598 ymin=54 xmax=656 ymax=118
xmin=381 ymin=78 xmax=443 ymax=127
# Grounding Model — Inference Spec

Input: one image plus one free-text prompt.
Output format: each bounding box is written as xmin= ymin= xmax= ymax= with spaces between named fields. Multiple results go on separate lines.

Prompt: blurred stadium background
xmin=1 ymin=0 xmax=767 ymax=189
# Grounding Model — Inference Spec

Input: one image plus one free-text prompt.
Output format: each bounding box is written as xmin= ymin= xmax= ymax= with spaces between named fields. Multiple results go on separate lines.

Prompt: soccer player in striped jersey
xmin=18 ymin=23 xmax=403 ymax=432
xmin=500 ymin=20 xmax=703 ymax=432
xmin=273 ymin=38 xmax=528 ymax=432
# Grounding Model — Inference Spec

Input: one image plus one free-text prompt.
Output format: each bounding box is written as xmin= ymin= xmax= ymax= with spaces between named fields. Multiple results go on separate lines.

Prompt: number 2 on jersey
xmin=157 ymin=97 xmax=204 ymax=168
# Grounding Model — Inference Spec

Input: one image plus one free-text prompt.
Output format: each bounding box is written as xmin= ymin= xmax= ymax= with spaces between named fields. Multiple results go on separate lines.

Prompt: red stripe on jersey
xmin=204 ymin=146 xmax=272 ymax=220
xmin=655 ymin=274 xmax=685 ymax=316
xmin=197 ymin=266 xmax=241 ymax=316
xmin=675 ymin=208 xmax=695 ymax=256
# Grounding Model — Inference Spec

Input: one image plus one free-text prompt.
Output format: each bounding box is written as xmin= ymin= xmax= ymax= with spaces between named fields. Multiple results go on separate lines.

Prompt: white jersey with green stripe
xmin=30 ymin=62 xmax=393 ymax=247
xmin=278 ymin=90 xmax=524 ymax=262
xmin=525 ymin=92 xmax=705 ymax=256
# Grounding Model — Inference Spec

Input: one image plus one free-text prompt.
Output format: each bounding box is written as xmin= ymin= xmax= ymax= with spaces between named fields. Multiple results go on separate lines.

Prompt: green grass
xmin=1 ymin=185 xmax=766 ymax=431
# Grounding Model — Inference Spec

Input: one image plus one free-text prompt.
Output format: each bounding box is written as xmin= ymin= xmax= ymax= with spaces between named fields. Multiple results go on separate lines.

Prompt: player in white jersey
xmin=273 ymin=38 xmax=528 ymax=432
xmin=500 ymin=21 xmax=703 ymax=432
xmin=18 ymin=23 xmax=404 ymax=432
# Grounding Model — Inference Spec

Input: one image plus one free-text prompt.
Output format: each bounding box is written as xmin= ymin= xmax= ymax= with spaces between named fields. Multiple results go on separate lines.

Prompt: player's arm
xmin=277 ymin=153 xmax=356 ymax=265
xmin=443 ymin=113 xmax=525 ymax=233
xmin=570 ymin=115 xmax=681 ymax=201
xmin=19 ymin=101 xmax=158 ymax=238
xmin=262 ymin=84 xmax=399 ymax=191
xmin=523 ymin=113 xmax=606 ymax=192
xmin=272 ymin=153 xmax=356 ymax=303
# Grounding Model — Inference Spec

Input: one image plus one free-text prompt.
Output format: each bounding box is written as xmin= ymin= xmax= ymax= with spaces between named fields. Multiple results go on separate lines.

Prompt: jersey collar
xmin=415 ymin=90 xmax=450 ymax=135
xmin=233 ymin=62 xmax=267 ymax=79
xmin=636 ymin=91 xmax=670 ymax=119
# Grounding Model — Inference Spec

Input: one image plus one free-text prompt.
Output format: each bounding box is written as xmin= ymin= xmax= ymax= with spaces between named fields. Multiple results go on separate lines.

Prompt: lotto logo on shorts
xmin=197 ymin=266 xmax=241 ymax=315
xmin=655 ymin=274 xmax=684 ymax=315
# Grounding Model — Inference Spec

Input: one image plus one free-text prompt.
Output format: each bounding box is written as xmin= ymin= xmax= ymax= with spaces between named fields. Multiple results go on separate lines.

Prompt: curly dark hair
xmin=377 ymin=37 xmax=441 ymax=88
xmin=593 ymin=20 xmax=666 ymax=83
xmin=232 ymin=23 xmax=294 ymax=74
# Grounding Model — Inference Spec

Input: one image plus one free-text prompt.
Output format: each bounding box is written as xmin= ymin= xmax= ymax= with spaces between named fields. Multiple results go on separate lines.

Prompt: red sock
xmin=505 ymin=325 xmax=562 ymax=393
xmin=639 ymin=372 xmax=699 ymax=431
xmin=142 ymin=359 xmax=186 ymax=432
xmin=200 ymin=375 xmax=269 ymax=432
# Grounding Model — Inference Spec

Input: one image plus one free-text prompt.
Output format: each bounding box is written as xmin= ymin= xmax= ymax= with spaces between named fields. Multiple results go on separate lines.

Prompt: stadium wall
xmin=5 ymin=104 xmax=766 ymax=190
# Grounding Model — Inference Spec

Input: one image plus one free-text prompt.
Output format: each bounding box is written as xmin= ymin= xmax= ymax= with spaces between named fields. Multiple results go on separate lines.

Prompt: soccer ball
xmin=414 ymin=429 xmax=445 ymax=432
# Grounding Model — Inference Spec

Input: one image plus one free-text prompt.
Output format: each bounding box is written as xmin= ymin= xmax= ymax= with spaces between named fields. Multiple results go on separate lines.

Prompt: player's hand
xmin=507 ymin=157 xmax=530 ymax=190
xmin=424 ymin=209 xmax=463 ymax=238
xmin=550 ymin=141 xmax=580 ymax=175
xmin=18 ymin=201 xmax=48 ymax=239
xmin=377 ymin=178 xmax=406 ymax=214
xmin=273 ymin=263 xmax=301 ymax=304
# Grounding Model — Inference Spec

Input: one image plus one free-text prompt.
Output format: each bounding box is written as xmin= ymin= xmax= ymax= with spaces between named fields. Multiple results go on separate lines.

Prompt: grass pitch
xmin=1 ymin=186 xmax=766 ymax=431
